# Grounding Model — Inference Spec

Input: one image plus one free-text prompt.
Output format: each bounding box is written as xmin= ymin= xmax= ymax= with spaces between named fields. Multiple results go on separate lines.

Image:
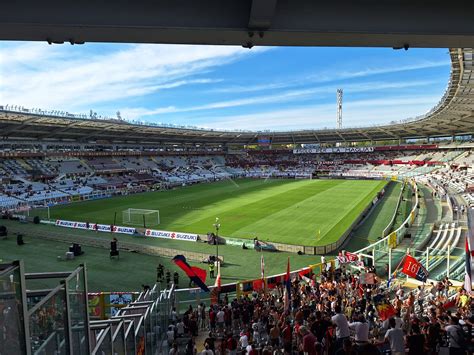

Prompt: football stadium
xmin=1 ymin=3 xmax=474 ymax=355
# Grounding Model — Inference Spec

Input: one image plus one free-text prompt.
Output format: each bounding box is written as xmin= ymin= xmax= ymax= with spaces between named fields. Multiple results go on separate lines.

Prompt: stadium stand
xmin=1 ymin=47 xmax=474 ymax=355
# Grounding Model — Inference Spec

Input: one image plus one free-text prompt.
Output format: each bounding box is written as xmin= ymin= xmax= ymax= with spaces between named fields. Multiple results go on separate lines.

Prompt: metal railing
xmin=89 ymin=283 xmax=175 ymax=354
xmin=381 ymin=182 xmax=405 ymax=238
xmin=354 ymin=180 xmax=419 ymax=264
xmin=0 ymin=260 xmax=30 ymax=354
xmin=26 ymin=265 xmax=91 ymax=355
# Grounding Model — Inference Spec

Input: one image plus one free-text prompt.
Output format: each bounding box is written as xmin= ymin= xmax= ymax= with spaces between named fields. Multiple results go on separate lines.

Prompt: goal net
xmin=13 ymin=205 xmax=50 ymax=221
xmin=122 ymin=208 xmax=160 ymax=227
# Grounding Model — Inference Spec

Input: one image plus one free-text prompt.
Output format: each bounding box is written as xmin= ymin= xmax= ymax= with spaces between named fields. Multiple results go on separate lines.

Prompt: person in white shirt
xmin=216 ymin=309 xmax=225 ymax=331
xmin=331 ymin=305 xmax=350 ymax=352
xmin=166 ymin=326 xmax=175 ymax=346
xmin=348 ymin=314 xmax=369 ymax=343
xmin=176 ymin=320 xmax=185 ymax=337
xmin=416 ymin=285 xmax=425 ymax=311
xmin=239 ymin=332 xmax=249 ymax=349
xmin=252 ymin=322 xmax=260 ymax=344
xmin=170 ymin=307 xmax=177 ymax=323
xmin=381 ymin=318 xmax=405 ymax=355
xmin=381 ymin=313 xmax=403 ymax=333
xmin=200 ymin=344 xmax=214 ymax=355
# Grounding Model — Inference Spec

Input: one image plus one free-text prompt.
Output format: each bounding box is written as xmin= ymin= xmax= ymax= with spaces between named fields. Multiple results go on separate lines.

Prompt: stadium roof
xmin=1 ymin=1 xmax=474 ymax=48
xmin=1 ymin=48 xmax=473 ymax=146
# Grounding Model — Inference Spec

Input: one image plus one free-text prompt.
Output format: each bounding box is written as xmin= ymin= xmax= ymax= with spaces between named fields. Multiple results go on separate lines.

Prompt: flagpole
xmin=387 ymin=254 xmax=406 ymax=288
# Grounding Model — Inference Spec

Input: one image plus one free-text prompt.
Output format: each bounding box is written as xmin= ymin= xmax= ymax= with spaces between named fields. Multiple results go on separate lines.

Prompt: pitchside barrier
xmin=352 ymin=179 xmax=419 ymax=276
xmin=17 ymin=223 xmax=218 ymax=263
xmin=381 ymin=182 xmax=406 ymax=238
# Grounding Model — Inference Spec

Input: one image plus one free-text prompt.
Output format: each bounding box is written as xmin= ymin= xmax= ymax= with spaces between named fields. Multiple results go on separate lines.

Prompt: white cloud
xmin=309 ymin=60 xmax=451 ymax=83
xmin=0 ymin=43 xmax=266 ymax=110
xmin=120 ymin=79 xmax=438 ymax=119
xmin=184 ymin=95 xmax=441 ymax=131
xmin=210 ymin=59 xmax=450 ymax=94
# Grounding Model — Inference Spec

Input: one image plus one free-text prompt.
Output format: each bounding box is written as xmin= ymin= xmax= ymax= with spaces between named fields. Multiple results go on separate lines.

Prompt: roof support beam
xmin=2 ymin=1 xmax=474 ymax=48
xmin=248 ymin=0 xmax=278 ymax=30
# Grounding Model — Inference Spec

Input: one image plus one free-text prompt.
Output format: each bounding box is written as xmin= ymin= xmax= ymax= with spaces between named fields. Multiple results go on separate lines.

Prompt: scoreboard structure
xmin=258 ymin=136 xmax=271 ymax=147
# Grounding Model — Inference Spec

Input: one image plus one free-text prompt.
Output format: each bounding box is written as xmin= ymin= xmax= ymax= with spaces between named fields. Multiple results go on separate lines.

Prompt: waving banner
xmin=402 ymin=255 xmax=429 ymax=282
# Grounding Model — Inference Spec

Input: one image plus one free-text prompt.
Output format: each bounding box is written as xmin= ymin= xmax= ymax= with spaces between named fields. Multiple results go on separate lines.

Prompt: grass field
xmin=49 ymin=178 xmax=387 ymax=246
xmin=0 ymin=179 xmax=404 ymax=292
xmin=0 ymin=223 xmax=317 ymax=292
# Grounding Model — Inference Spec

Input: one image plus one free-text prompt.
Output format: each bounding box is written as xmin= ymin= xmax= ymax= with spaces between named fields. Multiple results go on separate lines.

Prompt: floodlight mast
xmin=337 ymin=89 xmax=343 ymax=129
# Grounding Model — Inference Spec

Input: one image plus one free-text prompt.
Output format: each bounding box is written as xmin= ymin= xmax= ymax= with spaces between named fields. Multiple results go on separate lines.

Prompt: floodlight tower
xmin=336 ymin=89 xmax=343 ymax=129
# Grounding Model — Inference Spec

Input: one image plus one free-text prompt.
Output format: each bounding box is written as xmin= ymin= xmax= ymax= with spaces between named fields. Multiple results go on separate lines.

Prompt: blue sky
xmin=0 ymin=41 xmax=450 ymax=131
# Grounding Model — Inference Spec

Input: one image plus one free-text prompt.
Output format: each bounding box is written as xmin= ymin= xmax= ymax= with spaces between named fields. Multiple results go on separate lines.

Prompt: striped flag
xmin=465 ymin=237 xmax=472 ymax=293
xmin=172 ymin=255 xmax=209 ymax=292
xmin=284 ymin=257 xmax=291 ymax=312
xmin=214 ymin=260 xmax=221 ymax=290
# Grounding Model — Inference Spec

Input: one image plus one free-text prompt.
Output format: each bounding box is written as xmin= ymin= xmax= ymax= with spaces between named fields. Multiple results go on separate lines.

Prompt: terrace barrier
xmin=353 ymin=179 xmax=419 ymax=273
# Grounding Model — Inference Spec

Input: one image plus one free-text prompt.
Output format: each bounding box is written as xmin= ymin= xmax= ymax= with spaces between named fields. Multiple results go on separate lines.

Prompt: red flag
xmin=298 ymin=268 xmax=311 ymax=278
xmin=192 ymin=267 xmax=207 ymax=283
xmin=214 ymin=261 xmax=221 ymax=290
xmin=443 ymin=298 xmax=457 ymax=310
xmin=266 ymin=276 xmax=282 ymax=289
xmin=252 ymin=279 xmax=264 ymax=291
xmin=402 ymin=255 xmax=429 ymax=282
xmin=172 ymin=255 xmax=209 ymax=292
xmin=376 ymin=302 xmax=396 ymax=321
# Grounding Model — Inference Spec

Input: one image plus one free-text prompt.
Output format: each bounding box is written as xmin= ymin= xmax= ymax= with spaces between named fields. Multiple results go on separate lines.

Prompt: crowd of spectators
xmin=167 ymin=266 xmax=473 ymax=355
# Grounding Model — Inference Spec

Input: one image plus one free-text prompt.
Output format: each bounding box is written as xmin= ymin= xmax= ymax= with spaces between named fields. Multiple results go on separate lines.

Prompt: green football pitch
xmin=49 ymin=178 xmax=387 ymax=246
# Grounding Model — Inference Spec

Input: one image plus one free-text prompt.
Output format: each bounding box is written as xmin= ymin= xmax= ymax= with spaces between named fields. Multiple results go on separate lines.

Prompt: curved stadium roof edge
xmin=0 ymin=48 xmax=473 ymax=146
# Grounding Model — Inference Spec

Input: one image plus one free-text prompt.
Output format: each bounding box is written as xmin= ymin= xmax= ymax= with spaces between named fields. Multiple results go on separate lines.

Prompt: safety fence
xmin=1 ymin=260 xmax=176 ymax=355
xmin=354 ymin=180 xmax=419 ymax=271
xmin=89 ymin=284 xmax=174 ymax=355
xmin=2 ymin=261 xmax=91 ymax=354
xmin=381 ymin=182 xmax=406 ymax=238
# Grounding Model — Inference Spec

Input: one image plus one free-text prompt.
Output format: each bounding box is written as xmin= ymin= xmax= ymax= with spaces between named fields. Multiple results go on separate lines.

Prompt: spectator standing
xmin=332 ymin=305 xmax=350 ymax=352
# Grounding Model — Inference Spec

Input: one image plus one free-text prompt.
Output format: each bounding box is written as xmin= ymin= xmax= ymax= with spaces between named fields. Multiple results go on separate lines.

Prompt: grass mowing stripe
xmin=184 ymin=180 xmax=342 ymax=238
xmin=315 ymin=180 xmax=387 ymax=244
xmin=231 ymin=180 xmax=350 ymax=244
xmin=165 ymin=179 xmax=329 ymax=229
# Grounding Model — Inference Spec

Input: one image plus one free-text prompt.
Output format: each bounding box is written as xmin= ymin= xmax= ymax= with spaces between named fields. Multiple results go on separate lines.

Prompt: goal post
xmin=14 ymin=205 xmax=51 ymax=221
xmin=122 ymin=208 xmax=160 ymax=227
